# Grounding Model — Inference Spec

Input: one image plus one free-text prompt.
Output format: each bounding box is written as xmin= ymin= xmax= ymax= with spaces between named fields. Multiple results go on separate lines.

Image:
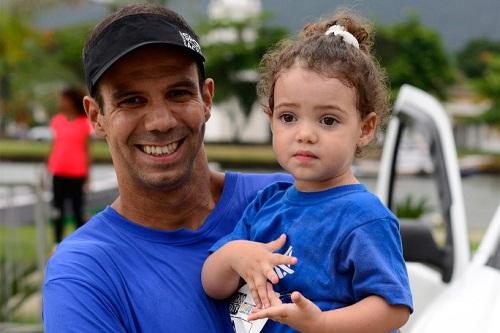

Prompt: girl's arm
xmin=202 ymin=234 xmax=297 ymax=308
xmin=249 ymin=291 xmax=410 ymax=333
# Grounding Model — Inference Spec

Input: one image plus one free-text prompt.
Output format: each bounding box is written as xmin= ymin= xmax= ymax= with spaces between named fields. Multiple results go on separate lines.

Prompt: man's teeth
xmin=142 ymin=142 xmax=179 ymax=156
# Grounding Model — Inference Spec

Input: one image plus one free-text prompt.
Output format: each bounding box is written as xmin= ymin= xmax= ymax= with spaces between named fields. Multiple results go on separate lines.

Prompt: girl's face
xmin=271 ymin=64 xmax=376 ymax=192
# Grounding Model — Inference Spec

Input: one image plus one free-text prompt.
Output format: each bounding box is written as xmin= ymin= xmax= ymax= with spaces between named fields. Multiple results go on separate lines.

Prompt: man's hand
xmin=229 ymin=234 xmax=297 ymax=309
xmin=248 ymin=289 xmax=324 ymax=333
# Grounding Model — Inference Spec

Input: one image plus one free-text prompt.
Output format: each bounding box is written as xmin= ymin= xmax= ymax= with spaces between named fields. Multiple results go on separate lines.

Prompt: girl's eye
xmin=320 ymin=116 xmax=337 ymax=126
xmin=279 ymin=113 xmax=296 ymax=123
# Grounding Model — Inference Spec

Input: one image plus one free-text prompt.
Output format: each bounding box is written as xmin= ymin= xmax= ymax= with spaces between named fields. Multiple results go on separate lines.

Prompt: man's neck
xmin=111 ymin=158 xmax=225 ymax=231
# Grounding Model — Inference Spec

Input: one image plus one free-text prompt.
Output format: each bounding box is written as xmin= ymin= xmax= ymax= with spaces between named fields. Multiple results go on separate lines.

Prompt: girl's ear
xmin=357 ymin=112 xmax=377 ymax=147
xmin=267 ymin=109 xmax=273 ymax=133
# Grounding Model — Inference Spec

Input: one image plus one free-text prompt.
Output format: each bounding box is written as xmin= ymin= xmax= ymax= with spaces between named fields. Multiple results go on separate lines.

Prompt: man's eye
xmin=320 ymin=116 xmax=337 ymax=126
xmin=169 ymin=89 xmax=192 ymax=99
xmin=119 ymin=96 xmax=146 ymax=106
xmin=279 ymin=113 xmax=296 ymax=123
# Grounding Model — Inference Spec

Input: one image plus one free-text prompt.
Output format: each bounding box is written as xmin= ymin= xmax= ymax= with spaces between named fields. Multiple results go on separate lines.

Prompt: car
xmin=26 ymin=126 xmax=53 ymax=141
xmin=377 ymin=84 xmax=500 ymax=332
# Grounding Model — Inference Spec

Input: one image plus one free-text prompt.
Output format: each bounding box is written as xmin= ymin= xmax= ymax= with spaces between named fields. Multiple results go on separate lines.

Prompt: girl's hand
xmin=229 ymin=234 xmax=297 ymax=309
xmin=248 ymin=290 xmax=324 ymax=333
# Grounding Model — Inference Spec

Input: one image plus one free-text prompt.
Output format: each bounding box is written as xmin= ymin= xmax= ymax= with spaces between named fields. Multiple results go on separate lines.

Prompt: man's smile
xmin=137 ymin=139 xmax=183 ymax=157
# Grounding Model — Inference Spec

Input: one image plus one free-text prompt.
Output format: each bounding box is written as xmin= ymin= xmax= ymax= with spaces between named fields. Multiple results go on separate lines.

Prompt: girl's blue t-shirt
xmin=211 ymin=182 xmax=413 ymax=333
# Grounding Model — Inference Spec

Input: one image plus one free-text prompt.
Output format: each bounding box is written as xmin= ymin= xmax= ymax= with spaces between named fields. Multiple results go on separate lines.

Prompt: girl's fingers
xmin=272 ymin=253 xmax=298 ymax=266
xmin=254 ymin=275 xmax=271 ymax=308
xmin=265 ymin=267 xmax=279 ymax=284
xmin=248 ymin=304 xmax=288 ymax=321
xmin=265 ymin=234 xmax=287 ymax=251
xmin=248 ymin=280 xmax=262 ymax=309
xmin=291 ymin=291 xmax=308 ymax=308
xmin=267 ymin=282 xmax=282 ymax=307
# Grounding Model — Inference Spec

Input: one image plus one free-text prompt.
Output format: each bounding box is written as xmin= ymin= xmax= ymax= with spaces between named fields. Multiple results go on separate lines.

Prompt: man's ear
xmin=357 ymin=112 xmax=377 ymax=147
xmin=84 ymin=96 xmax=106 ymax=138
xmin=202 ymin=78 xmax=214 ymax=122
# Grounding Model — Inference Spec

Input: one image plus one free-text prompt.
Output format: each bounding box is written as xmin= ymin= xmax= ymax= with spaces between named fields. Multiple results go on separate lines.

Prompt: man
xmin=42 ymin=3 xmax=289 ymax=332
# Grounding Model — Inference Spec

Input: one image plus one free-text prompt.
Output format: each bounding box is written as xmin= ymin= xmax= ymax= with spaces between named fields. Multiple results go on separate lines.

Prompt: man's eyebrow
xmin=111 ymin=89 xmax=141 ymax=101
xmin=168 ymin=78 xmax=199 ymax=90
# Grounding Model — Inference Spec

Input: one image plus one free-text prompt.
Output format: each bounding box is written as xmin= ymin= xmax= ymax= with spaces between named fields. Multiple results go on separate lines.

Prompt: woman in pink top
xmin=48 ymin=87 xmax=92 ymax=243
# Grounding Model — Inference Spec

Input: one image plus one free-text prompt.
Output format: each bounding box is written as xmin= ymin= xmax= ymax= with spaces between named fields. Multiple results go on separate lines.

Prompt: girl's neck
xmin=294 ymin=173 xmax=359 ymax=192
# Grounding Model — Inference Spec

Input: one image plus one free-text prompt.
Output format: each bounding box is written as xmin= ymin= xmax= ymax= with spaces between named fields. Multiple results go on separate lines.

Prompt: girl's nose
xmin=296 ymin=123 xmax=318 ymax=144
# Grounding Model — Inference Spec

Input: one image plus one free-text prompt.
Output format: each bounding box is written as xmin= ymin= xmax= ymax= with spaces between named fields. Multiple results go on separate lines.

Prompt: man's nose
xmin=296 ymin=122 xmax=318 ymax=144
xmin=144 ymin=102 xmax=178 ymax=133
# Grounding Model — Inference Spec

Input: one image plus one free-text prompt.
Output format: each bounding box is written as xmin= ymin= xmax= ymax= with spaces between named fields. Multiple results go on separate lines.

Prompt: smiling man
xmin=42 ymin=4 xmax=289 ymax=332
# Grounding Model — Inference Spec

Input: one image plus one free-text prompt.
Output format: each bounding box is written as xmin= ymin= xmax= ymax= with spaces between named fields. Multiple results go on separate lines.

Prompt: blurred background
xmin=1 ymin=0 xmax=500 ymax=331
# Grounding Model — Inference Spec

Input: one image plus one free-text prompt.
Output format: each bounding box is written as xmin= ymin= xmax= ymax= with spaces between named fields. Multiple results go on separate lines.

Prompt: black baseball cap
xmin=83 ymin=13 xmax=205 ymax=94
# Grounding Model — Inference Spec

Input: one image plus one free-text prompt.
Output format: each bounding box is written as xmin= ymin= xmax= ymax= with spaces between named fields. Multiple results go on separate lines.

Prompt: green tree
xmin=199 ymin=14 xmax=287 ymax=116
xmin=0 ymin=8 xmax=43 ymax=134
xmin=474 ymin=54 xmax=500 ymax=124
xmin=456 ymin=38 xmax=500 ymax=79
xmin=374 ymin=15 xmax=455 ymax=99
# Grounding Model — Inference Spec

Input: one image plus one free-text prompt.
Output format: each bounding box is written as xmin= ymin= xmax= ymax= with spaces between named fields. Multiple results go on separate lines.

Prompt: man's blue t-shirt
xmin=211 ymin=182 xmax=413 ymax=333
xmin=43 ymin=172 xmax=291 ymax=333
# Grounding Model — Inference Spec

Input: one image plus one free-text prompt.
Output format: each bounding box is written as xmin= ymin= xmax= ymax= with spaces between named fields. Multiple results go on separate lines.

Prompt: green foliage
xmin=0 ymin=9 xmax=41 ymax=132
xmin=198 ymin=14 xmax=288 ymax=116
xmin=464 ymin=54 xmax=500 ymax=125
xmin=474 ymin=54 xmax=500 ymax=105
xmin=0 ymin=0 xmax=92 ymax=134
xmin=50 ymin=24 xmax=93 ymax=83
xmin=1 ymin=21 xmax=92 ymax=127
xmin=478 ymin=107 xmax=500 ymax=124
xmin=396 ymin=194 xmax=430 ymax=219
xmin=456 ymin=38 xmax=500 ymax=79
xmin=0 ymin=11 xmax=37 ymax=71
xmin=374 ymin=15 xmax=455 ymax=100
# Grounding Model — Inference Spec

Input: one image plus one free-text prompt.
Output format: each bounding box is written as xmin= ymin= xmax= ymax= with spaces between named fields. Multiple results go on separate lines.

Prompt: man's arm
xmin=43 ymin=278 xmax=126 ymax=332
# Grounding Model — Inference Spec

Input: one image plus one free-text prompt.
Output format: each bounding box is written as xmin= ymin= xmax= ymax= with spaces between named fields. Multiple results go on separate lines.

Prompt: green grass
xmin=0 ymin=139 xmax=111 ymax=162
xmin=457 ymin=147 xmax=500 ymax=157
xmin=0 ymin=139 xmax=279 ymax=167
xmin=0 ymin=222 xmax=79 ymax=322
xmin=0 ymin=226 xmax=40 ymax=262
xmin=205 ymin=144 xmax=278 ymax=168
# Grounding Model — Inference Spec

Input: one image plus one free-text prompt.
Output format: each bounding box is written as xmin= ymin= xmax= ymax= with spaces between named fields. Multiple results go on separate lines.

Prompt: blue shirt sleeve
xmin=336 ymin=218 xmax=414 ymax=312
xmin=43 ymin=242 xmax=128 ymax=333
xmin=43 ymin=278 xmax=126 ymax=332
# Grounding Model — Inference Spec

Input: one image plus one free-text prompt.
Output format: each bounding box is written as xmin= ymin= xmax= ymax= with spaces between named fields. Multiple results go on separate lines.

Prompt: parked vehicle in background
xmin=378 ymin=84 xmax=500 ymax=332
xmin=26 ymin=126 xmax=53 ymax=141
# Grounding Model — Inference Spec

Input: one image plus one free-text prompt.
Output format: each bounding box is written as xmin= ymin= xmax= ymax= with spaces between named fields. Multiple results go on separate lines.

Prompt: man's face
xmin=85 ymin=46 xmax=214 ymax=191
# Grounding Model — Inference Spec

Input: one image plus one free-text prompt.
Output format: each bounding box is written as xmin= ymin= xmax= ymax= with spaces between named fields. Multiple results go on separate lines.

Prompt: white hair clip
xmin=325 ymin=25 xmax=359 ymax=49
